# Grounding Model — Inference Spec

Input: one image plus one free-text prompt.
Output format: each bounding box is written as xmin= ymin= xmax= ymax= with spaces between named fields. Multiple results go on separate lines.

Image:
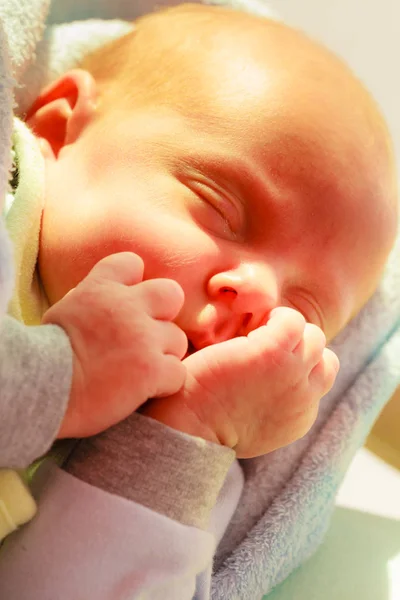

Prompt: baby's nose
xmin=208 ymin=264 xmax=280 ymax=332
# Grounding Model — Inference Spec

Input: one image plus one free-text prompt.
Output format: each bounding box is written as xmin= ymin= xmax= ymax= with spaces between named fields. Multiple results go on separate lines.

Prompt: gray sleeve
xmin=0 ymin=316 xmax=73 ymax=468
xmin=66 ymin=412 xmax=236 ymax=530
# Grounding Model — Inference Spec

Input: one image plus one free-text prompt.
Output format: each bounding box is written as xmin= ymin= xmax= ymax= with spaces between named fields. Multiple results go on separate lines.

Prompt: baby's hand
xmin=42 ymin=252 xmax=187 ymax=439
xmin=142 ymin=307 xmax=339 ymax=458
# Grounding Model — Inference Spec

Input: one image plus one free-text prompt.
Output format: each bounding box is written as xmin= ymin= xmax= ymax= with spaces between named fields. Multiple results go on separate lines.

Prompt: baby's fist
xmin=143 ymin=307 xmax=339 ymax=458
xmin=43 ymin=252 xmax=187 ymax=439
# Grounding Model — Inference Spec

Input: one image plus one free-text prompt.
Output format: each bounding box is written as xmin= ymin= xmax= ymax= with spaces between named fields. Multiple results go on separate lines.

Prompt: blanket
xmin=0 ymin=0 xmax=399 ymax=598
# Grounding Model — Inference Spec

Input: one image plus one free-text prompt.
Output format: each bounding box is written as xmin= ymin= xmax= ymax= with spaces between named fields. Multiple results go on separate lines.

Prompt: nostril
xmin=220 ymin=286 xmax=237 ymax=297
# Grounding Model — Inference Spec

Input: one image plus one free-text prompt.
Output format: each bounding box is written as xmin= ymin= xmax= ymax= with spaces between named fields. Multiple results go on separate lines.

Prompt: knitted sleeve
xmin=0 ymin=316 xmax=72 ymax=468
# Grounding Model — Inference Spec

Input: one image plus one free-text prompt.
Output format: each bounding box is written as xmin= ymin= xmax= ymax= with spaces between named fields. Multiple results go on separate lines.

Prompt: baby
xmin=0 ymin=3 xmax=397 ymax=599
xmin=36 ymin=3 xmax=396 ymax=454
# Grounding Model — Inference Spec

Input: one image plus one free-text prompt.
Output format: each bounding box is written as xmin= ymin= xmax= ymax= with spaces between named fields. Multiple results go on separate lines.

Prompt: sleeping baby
xmin=0 ymin=4 xmax=397 ymax=599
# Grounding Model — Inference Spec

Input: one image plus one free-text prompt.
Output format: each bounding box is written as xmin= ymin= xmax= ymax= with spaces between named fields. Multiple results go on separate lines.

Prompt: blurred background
xmin=265 ymin=0 xmax=400 ymax=168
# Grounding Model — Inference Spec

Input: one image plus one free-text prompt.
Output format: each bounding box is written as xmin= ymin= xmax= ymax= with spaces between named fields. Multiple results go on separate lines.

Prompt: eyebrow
xmin=210 ymin=152 xmax=275 ymax=205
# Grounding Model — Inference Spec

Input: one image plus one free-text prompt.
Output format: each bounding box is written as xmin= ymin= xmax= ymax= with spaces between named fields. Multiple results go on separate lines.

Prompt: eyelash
xmin=189 ymin=180 xmax=242 ymax=238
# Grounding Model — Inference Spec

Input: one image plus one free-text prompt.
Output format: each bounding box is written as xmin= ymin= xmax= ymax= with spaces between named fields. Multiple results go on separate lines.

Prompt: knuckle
xmin=292 ymin=309 xmax=307 ymax=328
xmin=322 ymin=350 xmax=340 ymax=382
xmin=88 ymin=252 xmax=144 ymax=285
xmin=306 ymin=322 xmax=326 ymax=343
xmin=122 ymin=251 xmax=144 ymax=268
xmin=103 ymin=251 xmax=143 ymax=269
xmin=275 ymin=307 xmax=306 ymax=330
xmin=148 ymin=279 xmax=183 ymax=309
xmin=266 ymin=348 xmax=290 ymax=370
xmin=160 ymin=279 xmax=184 ymax=303
xmin=82 ymin=284 xmax=119 ymax=317
xmin=135 ymin=352 xmax=157 ymax=389
xmin=254 ymin=341 xmax=290 ymax=371
xmin=62 ymin=284 xmax=107 ymax=321
xmin=326 ymin=348 xmax=340 ymax=368
xmin=177 ymin=328 xmax=189 ymax=352
xmin=146 ymin=281 xmax=167 ymax=303
xmin=130 ymin=318 xmax=157 ymax=348
xmin=326 ymin=366 xmax=339 ymax=389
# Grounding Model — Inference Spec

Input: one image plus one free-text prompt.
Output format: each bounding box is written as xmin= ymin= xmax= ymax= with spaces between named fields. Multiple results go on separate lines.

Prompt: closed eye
xmin=183 ymin=177 xmax=243 ymax=240
xmin=286 ymin=289 xmax=324 ymax=329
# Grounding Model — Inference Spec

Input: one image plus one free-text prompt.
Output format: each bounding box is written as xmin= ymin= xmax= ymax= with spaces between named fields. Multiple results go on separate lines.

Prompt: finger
xmin=309 ymin=348 xmax=340 ymax=395
xmin=250 ymin=307 xmax=306 ymax=352
xmin=295 ymin=323 xmax=327 ymax=368
xmin=88 ymin=252 xmax=144 ymax=286
xmin=138 ymin=278 xmax=185 ymax=320
xmin=153 ymin=356 xmax=187 ymax=398
xmin=159 ymin=321 xmax=188 ymax=359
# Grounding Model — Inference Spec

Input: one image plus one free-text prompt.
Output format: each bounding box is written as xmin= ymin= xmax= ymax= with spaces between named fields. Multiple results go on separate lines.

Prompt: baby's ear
xmin=26 ymin=69 xmax=97 ymax=157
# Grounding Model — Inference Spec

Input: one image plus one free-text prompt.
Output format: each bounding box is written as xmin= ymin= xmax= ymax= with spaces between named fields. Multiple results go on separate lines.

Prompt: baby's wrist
xmin=141 ymin=399 xmax=221 ymax=447
xmin=56 ymin=356 xmax=83 ymax=439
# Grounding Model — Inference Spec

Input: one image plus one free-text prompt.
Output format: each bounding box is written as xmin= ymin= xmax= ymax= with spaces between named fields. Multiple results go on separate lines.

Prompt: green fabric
xmin=23 ymin=440 xmax=78 ymax=486
xmin=1 ymin=119 xmax=72 ymax=538
xmin=264 ymin=506 xmax=400 ymax=600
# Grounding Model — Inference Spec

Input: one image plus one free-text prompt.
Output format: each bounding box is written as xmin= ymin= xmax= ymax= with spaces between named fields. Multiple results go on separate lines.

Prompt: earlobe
xmin=26 ymin=69 xmax=97 ymax=157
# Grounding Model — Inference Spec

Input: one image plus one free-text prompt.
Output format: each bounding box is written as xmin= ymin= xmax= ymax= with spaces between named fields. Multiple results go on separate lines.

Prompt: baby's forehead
xmin=144 ymin=5 xmax=342 ymax=77
xmin=139 ymin=13 xmax=359 ymax=125
xmin=101 ymin=6 xmax=368 ymax=137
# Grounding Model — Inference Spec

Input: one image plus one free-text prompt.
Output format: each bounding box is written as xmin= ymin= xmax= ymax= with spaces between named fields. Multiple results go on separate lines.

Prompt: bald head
xmin=80 ymin=2 xmax=397 ymax=326
xmin=85 ymin=3 xmax=395 ymax=179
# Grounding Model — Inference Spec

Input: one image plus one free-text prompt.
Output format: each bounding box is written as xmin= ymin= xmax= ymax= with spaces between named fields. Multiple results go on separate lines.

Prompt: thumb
xmin=87 ymin=252 xmax=145 ymax=286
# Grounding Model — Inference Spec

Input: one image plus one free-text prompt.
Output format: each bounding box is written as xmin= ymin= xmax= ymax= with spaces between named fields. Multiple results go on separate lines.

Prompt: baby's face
xmin=36 ymin=9 xmax=396 ymax=347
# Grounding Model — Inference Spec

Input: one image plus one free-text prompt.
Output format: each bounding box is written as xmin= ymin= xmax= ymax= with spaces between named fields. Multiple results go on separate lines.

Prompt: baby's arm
xmin=0 ymin=316 xmax=72 ymax=468
xmin=0 ymin=252 xmax=187 ymax=468
xmin=0 ymin=250 xmax=190 ymax=549
xmin=66 ymin=412 xmax=235 ymax=531
xmin=0 ymin=423 xmax=240 ymax=600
